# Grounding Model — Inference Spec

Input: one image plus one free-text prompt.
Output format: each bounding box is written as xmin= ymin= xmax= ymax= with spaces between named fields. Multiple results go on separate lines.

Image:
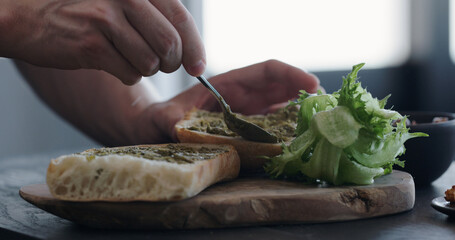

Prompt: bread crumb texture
xmin=46 ymin=144 xmax=238 ymax=202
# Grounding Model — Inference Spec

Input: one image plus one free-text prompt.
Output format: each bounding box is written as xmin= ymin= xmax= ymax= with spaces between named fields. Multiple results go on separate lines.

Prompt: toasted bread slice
xmin=175 ymin=108 xmax=297 ymax=171
xmin=46 ymin=143 xmax=240 ymax=202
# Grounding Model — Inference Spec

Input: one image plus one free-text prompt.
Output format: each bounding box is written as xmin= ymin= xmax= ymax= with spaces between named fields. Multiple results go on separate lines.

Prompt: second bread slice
xmin=175 ymin=107 xmax=297 ymax=171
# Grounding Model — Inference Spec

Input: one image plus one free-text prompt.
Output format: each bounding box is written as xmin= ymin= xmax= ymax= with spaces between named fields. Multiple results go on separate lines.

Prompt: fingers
xmin=79 ymin=33 xmax=142 ymax=85
xmin=206 ymin=60 xmax=321 ymax=114
xmin=122 ymin=1 xmax=181 ymax=74
xmin=260 ymin=60 xmax=320 ymax=104
xmin=92 ymin=0 xmax=205 ymax=83
xmin=106 ymin=12 xmax=160 ymax=77
xmin=265 ymin=102 xmax=289 ymax=113
xmin=214 ymin=59 xmax=320 ymax=101
xmin=274 ymin=60 xmax=319 ymax=91
xmin=149 ymin=0 xmax=206 ymax=76
xmin=123 ymin=0 xmax=191 ymax=75
xmin=237 ymin=60 xmax=320 ymax=93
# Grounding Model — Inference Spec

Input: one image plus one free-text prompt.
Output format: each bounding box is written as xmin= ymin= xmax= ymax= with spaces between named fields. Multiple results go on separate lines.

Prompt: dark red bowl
xmin=397 ymin=111 xmax=455 ymax=186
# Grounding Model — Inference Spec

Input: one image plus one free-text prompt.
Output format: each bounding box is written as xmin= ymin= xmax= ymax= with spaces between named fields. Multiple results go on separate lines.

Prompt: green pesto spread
xmin=188 ymin=106 xmax=298 ymax=142
xmin=80 ymin=144 xmax=228 ymax=164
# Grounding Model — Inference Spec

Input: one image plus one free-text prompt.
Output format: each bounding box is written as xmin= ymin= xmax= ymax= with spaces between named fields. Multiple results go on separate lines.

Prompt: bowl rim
xmin=398 ymin=111 xmax=455 ymax=127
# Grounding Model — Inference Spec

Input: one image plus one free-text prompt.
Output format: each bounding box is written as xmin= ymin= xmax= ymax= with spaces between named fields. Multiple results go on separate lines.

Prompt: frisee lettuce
xmin=264 ymin=63 xmax=427 ymax=185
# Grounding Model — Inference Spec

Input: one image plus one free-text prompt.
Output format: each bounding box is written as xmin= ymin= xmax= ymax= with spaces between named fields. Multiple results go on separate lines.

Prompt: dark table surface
xmin=1 ymin=151 xmax=455 ymax=240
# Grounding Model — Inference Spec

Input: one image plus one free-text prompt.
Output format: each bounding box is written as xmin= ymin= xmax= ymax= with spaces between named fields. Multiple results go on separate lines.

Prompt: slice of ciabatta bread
xmin=46 ymin=143 xmax=240 ymax=202
xmin=175 ymin=107 xmax=297 ymax=171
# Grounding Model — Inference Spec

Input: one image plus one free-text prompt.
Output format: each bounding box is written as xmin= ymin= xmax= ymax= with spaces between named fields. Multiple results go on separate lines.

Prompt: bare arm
xmin=15 ymin=61 xmax=167 ymax=146
xmin=16 ymin=60 xmax=320 ymax=147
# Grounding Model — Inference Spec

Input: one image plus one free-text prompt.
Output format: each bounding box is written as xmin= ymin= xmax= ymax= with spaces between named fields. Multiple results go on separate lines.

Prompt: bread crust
xmin=46 ymin=143 xmax=240 ymax=202
xmin=175 ymin=109 xmax=285 ymax=171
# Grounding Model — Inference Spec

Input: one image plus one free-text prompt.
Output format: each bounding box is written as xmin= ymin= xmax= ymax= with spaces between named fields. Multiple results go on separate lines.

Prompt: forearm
xmin=15 ymin=61 xmax=166 ymax=146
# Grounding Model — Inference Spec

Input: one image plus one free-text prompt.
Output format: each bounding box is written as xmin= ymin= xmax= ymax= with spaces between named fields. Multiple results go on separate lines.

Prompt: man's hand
xmin=146 ymin=60 xmax=320 ymax=142
xmin=1 ymin=0 xmax=205 ymax=85
xmin=17 ymin=60 xmax=319 ymax=146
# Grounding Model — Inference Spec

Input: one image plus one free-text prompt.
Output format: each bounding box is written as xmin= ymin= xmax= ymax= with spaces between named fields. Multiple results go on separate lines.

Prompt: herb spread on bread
xmin=81 ymin=144 xmax=228 ymax=164
xmin=187 ymin=106 xmax=298 ymax=142
xmin=47 ymin=143 xmax=240 ymax=202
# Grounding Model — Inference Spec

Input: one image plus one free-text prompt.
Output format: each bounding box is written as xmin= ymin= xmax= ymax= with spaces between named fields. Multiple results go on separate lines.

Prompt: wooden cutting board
xmin=19 ymin=171 xmax=414 ymax=229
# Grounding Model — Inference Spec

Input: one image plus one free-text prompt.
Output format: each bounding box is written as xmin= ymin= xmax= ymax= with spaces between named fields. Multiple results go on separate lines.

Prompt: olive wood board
xmin=19 ymin=171 xmax=414 ymax=229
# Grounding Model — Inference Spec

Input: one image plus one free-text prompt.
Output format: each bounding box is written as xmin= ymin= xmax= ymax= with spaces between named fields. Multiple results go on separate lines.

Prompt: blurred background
xmin=1 ymin=0 xmax=454 ymax=158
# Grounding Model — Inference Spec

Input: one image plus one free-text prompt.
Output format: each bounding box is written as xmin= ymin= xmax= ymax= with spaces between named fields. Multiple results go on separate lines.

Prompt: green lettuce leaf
xmin=264 ymin=63 xmax=428 ymax=185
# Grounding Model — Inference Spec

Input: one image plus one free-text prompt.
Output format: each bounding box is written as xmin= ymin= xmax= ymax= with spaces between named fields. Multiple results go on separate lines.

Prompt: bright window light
xmin=203 ymin=0 xmax=410 ymax=73
xmin=450 ymin=0 xmax=455 ymax=63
